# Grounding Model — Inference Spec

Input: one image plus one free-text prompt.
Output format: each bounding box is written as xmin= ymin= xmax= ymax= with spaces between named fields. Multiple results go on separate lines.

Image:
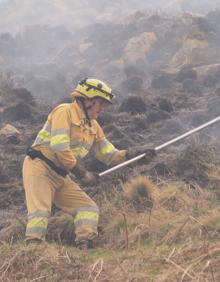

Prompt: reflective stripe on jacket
xmin=33 ymin=101 xmax=126 ymax=171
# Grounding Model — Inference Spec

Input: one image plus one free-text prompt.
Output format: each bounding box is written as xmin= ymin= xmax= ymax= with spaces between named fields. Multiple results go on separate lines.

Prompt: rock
xmin=0 ymin=123 xmax=20 ymax=136
xmin=0 ymin=124 xmax=21 ymax=144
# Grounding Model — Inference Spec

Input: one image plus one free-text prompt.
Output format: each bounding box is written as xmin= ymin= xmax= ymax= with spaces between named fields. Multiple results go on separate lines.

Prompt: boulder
xmin=0 ymin=123 xmax=21 ymax=144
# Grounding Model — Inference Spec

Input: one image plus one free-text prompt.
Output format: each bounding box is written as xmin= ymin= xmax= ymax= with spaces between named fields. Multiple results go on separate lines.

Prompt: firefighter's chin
xmin=88 ymin=111 xmax=100 ymax=120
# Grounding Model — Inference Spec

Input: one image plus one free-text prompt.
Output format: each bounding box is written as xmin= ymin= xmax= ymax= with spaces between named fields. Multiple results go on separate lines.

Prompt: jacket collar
xmin=70 ymin=101 xmax=97 ymax=134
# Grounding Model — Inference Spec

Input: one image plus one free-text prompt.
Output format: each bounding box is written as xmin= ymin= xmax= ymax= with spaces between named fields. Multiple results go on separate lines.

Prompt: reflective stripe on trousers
xmin=26 ymin=211 xmax=50 ymax=239
xmin=23 ymin=156 xmax=99 ymax=242
xmin=73 ymin=207 xmax=99 ymax=240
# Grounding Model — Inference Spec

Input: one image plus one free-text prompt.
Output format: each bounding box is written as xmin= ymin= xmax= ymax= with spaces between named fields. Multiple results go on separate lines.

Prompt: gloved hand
xmin=71 ymin=160 xmax=97 ymax=186
xmin=126 ymin=146 xmax=156 ymax=163
xmin=81 ymin=171 xmax=97 ymax=186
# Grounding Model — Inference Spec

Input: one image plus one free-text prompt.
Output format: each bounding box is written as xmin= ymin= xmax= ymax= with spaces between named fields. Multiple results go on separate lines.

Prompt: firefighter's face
xmin=86 ymin=98 xmax=108 ymax=119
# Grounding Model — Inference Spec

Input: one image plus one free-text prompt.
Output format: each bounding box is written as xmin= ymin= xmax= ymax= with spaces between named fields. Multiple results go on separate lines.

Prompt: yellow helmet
xmin=71 ymin=78 xmax=115 ymax=104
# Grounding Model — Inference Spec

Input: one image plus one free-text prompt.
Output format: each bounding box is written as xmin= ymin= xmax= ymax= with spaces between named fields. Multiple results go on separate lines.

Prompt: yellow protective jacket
xmin=32 ymin=101 xmax=126 ymax=171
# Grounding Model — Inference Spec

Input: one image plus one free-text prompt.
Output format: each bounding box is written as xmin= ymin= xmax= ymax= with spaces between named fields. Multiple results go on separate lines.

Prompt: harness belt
xmin=26 ymin=147 xmax=68 ymax=177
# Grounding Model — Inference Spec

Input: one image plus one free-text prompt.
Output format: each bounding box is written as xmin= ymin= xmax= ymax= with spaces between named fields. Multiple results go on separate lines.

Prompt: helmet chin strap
xmin=79 ymin=99 xmax=96 ymax=127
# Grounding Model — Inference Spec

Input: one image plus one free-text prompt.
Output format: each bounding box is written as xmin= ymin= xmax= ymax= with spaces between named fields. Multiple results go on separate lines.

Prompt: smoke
xmin=0 ymin=1 xmax=220 ymax=34
xmin=0 ymin=0 xmax=220 ymax=104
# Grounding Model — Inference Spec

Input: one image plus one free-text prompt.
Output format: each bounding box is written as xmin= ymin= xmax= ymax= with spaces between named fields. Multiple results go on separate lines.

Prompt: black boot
xmin=75 ymin=239 xmax=94 ymax=250
xmin=26 ymin=238 xmax=43 ymax=245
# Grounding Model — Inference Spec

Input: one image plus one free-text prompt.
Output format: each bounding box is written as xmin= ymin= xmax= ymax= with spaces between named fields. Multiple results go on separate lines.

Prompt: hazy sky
xmin=0 ymin=0 xmax=220 ymax=34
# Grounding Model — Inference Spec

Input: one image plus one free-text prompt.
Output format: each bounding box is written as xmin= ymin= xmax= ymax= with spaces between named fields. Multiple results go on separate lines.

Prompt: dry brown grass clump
xmin=122 ymin=175 xmax=159 ymax=212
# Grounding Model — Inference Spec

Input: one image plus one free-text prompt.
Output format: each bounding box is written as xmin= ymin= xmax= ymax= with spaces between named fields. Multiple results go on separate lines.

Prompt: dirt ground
xmin=1 ymin=10 xmax=220 ymax=281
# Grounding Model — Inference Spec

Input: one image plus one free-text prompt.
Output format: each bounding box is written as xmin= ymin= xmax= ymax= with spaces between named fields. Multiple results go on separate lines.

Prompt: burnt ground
xmin=1 ymin=10 xmax=220 ymax=281
xmin=1 ymin=89 xmax=220 ymax=281
xmin=1 ymin=76 xmax=220 ymax=220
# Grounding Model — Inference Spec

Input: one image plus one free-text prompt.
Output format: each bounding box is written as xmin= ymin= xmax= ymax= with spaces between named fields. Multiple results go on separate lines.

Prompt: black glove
xmin=71 ymin=160 xmax=97 ymax=186
xmin=80 ymin=171 xmax=97 ymax=186
xmin=126 ymin=146 xmax=156 ymax=163
xmin=142 ymin=148 xmax=156 ymax=163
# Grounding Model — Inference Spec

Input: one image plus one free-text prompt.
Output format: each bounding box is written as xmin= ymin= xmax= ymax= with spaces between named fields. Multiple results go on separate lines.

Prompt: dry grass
xmin=122 ymin=175 xmax=159 ymax=211
xmin=1 ymin=176 xmax=220 ymax=280
xmin=97 ymin=178 xmax=220 ymax=281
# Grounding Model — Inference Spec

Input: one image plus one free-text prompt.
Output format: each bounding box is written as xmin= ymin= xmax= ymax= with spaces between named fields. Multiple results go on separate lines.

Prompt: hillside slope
xmin=0 ymin=0 xmax=220 ymax=33
xmin=1 ymin=72 xmax=220 ymax=280
xmin=1 ymin=8 xmax=220 ymax=282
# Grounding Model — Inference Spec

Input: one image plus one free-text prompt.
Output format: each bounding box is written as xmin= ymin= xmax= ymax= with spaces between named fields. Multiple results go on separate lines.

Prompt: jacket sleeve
xmin=49 ymin=105 xmax=77 ymax=171
xmin=90 ymin=122 xmax=127 ymax=167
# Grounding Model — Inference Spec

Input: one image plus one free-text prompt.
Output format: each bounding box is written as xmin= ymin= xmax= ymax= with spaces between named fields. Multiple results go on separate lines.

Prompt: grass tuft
xmin=122 ymin=175 xmax=159 ymax=212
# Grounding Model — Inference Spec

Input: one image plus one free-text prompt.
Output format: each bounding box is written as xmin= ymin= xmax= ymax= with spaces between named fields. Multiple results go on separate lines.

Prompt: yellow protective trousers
xmin=22 ymin=156 xmax=99 ymax=242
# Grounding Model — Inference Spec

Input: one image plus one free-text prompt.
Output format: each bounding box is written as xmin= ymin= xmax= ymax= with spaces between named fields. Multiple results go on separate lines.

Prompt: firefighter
xmin=23 ymin=78 xmax=155 ymax=248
